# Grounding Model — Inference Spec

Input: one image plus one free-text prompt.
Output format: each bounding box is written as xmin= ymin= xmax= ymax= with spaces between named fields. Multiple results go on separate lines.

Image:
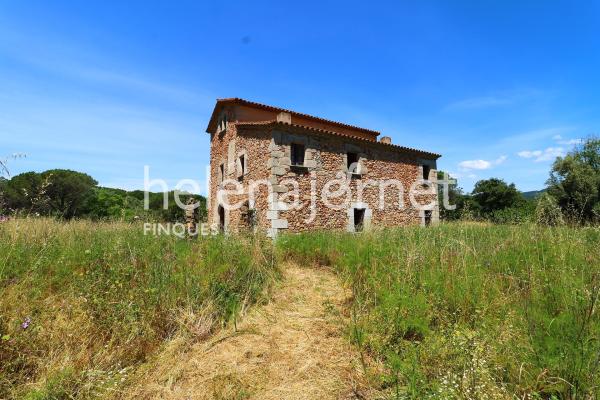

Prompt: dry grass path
xmin=122 ymin=264 xmax=371 ymax=400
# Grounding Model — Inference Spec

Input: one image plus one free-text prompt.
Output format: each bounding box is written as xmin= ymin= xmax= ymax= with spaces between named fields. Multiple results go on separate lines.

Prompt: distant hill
xmin=522 ymin=189 xmax=546 ymax=200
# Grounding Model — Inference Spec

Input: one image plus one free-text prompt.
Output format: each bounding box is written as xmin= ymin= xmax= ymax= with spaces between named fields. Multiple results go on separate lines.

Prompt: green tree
xmin=471 ymin=178 xmax=525 ymax=216
xmin=41 ymin=169 xmax=97 ymax=218
xmin=2 ymin=172 xmax=44 ymax=213
xmin=437 ymin=171 xmax=467 ymax=221
xmin=547 ymin=137 xmax=600 ymax=223
xmin=83 ymin=187 xmax=127 ymax=219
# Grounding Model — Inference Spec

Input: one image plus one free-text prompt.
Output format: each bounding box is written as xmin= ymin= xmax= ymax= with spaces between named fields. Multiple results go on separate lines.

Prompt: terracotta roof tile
xmin=236 ymin=120 xmax=441 ymax=159
xmin=206 ymin=98 xmax=380 ymax=137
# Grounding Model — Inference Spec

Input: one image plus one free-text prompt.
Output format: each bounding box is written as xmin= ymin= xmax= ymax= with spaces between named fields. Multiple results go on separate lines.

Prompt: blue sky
xmin=1 ymin=1 xmax=598 ymax=193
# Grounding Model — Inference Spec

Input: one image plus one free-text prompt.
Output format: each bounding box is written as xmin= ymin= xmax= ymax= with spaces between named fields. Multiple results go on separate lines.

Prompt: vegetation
xmin=436 ymin=171 xmax=467 ymax=222
xmin=278 ymin=224 xmax=600 ymax=399
xmin=0 ymin=218 xmax=278 ymax=399
xmin=438 ymin=137 xmax=600 ymax=226
xmin=0 ymin=169 xmax=206 ymax=222
xmin=547 ymin=137 xmax=600 ymax=224
xmin=1 ymin=140 xmax=598 ymax=399
xmin=471 ymin=178 xmax=526 ymax=216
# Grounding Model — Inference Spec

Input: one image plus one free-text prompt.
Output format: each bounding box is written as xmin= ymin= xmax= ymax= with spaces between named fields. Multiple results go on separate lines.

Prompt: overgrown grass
xmin=278 ymin=223 xmax=600 ymax=399
xmin=0 ymin=218 xmax=278 ymax=399
xmin=3 ymin=219 xmax=598 ymax=399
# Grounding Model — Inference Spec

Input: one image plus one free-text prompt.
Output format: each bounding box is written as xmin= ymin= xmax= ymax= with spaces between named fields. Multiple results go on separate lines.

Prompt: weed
xmin=0 ymin=218 xmax=278 ymax=399
xmin=278 ymin=223 xmax=600 ymax=399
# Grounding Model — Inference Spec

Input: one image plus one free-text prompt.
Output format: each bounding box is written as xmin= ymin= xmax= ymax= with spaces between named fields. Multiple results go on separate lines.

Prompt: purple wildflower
xmin=21 ymin=317 xmax=31 ymax=330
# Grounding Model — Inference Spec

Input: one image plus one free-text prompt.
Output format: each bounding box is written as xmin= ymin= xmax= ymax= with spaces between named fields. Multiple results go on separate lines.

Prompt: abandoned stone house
xmin=206 ymin=98 xmax=441 ymax=237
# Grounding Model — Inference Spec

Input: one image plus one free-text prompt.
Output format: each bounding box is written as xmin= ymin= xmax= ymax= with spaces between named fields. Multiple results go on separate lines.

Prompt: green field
xmin=279 ymin=224 xmax=600 ymax=399
xmin=0 ymin=219 xmax=277 ymax=399
xmin=1 ymin=219 xmax=599 ymax=399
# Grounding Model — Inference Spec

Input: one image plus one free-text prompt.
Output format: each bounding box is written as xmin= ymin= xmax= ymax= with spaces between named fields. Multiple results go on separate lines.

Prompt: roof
xmin=236 ymin=120 xmax=441 ymax=159
xmin=205 ymin=98 xmax=380 ymax=138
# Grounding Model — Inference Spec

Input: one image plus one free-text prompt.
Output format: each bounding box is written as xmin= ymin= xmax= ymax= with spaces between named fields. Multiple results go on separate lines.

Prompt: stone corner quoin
xmin=205 ymin=98 xmax=441 ymax=237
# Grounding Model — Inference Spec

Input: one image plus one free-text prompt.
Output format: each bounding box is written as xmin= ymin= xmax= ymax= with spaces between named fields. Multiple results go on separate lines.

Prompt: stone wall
xmin=209 ymin=117 xmax=439 ymax=236
xmin=267 ymin=126 xmax=438 ymax=236
xmin=208 ymin=113 xmax=272 ymax=233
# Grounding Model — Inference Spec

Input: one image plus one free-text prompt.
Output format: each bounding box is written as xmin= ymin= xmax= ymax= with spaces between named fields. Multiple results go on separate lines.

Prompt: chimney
xmin=380 ymin=136 xmax=392 ymax=144
xmin=276 ymin=112 xmax=291 ymax=123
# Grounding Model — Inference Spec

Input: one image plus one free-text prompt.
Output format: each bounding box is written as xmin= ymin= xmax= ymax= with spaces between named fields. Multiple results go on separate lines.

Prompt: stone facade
xmin=207 ymin=98 xmax=440 ymax=236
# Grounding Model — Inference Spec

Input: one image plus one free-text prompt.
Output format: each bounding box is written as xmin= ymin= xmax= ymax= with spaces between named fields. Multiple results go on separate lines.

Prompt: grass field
xmin=278 ymin=224 xmax=600 ymax=399
xmin=0 ymin=219 xmax=278 ymax=399
xmin=1 ymin=219 xmax=599 ymax=399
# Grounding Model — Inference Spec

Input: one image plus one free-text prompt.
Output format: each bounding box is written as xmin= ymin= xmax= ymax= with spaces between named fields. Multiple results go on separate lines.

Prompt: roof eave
xmin=236 ymin=120 xmax=441 ymax=159
xmin=205 ymin=98 xmax=381 ymax=137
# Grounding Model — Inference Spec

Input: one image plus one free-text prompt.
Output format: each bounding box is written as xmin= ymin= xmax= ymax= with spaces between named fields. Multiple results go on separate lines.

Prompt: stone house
xmin=206 ymin=98 xmax=441 ymax=237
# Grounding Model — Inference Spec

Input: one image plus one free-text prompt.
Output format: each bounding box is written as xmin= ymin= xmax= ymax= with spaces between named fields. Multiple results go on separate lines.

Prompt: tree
xmin=437 ymin=171 xmax=467 ymax=220
xmin=471 ymin=178 xmax=525 ymax=216
xmin=83 ymin=187 xmax=127 ymax=219
xmin=2 ymin=172 xmax=44 ymax=213
xmin=547 ymin=137 xmax=600 ymax=223
xmin=41 ymin=169 xmax=97 ymax=218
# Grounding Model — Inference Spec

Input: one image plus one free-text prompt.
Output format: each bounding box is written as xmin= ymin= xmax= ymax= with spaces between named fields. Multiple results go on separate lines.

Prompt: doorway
xmin=354 ymin=208 xmax=365 ymax=232
xmin=218 ymin=205 xmax=225 ymax=232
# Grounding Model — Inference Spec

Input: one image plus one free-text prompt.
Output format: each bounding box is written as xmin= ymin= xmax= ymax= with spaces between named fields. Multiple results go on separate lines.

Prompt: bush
xmin=535 ymin=193 xmax=565 ymax=226
xmin=488 ymin=203 xmax=535 ymax=225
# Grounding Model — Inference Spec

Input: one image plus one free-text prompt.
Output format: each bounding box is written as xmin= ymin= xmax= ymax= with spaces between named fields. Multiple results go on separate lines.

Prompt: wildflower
xmin=21 ymin=317 xmax=31 ymax=330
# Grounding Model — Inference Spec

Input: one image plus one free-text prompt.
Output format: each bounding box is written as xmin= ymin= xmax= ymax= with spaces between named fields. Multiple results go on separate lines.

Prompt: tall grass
xmin=278 ymin=224 xmax=600 ymax=399
xmin=0 ymin=218 xmax=278 ymax=399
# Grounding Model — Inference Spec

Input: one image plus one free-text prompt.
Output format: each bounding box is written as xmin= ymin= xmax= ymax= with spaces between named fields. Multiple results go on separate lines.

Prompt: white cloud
xmin=458 ymin=155 xmax=507 ymax=171
xmin=517 ymin=150 xmax=543 ymax=159
xmin=459 ymin=160 xmax=491 ymax=170
xmin=552 ymin=133 xmax=583 ymax=145
xmin=495 ymin=155 xmax=507 ymax=165
xmin=558 ymin=138 xmax=583 ymax=146
xmin=536 ymin=147 xmax=565 ymax=161
xmin=518 ymin=147 xmax=564 ymax=162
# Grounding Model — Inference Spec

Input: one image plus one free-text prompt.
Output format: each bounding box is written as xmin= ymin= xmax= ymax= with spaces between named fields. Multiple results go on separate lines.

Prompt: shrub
xmin=535 ymin=193 xmax=565 ymax=226
xmin=488 ymin=203 xmax=534 ymax=225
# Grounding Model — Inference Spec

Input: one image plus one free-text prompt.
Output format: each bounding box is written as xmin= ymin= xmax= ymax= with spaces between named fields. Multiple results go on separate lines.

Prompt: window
xmin=422 ymin=165 xmax=431 ymax=180
xmin=219 ymin=163 xmax=224 ymax=183
xmin=218 ymin=114 xmax=227 ymax=133
xmin=424 ymin=210 xmax=432 ymax=226
xmin=238 ymin=154 xmax=246 ymax=180
xmin=347 ymin=152 xmax=359 ymax=173
xmin=354 ymin=208 xmax=365 ymax=232
xmin=291 ymin=143 xmax=305 ymax=166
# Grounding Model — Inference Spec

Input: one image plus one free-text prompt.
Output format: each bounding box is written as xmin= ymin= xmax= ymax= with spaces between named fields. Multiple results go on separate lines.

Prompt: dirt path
xmin=124 ymin=265 xmax=371 ymax=400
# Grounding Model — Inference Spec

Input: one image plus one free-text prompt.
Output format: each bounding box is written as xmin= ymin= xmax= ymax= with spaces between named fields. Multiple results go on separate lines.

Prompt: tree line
xmin=1 ymin=137 xmax=598 ymax=224
xmin=0 ymin=169 xmax=206 ymax=222
xmin=439 ymin=137 xmax=600 ymax=225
